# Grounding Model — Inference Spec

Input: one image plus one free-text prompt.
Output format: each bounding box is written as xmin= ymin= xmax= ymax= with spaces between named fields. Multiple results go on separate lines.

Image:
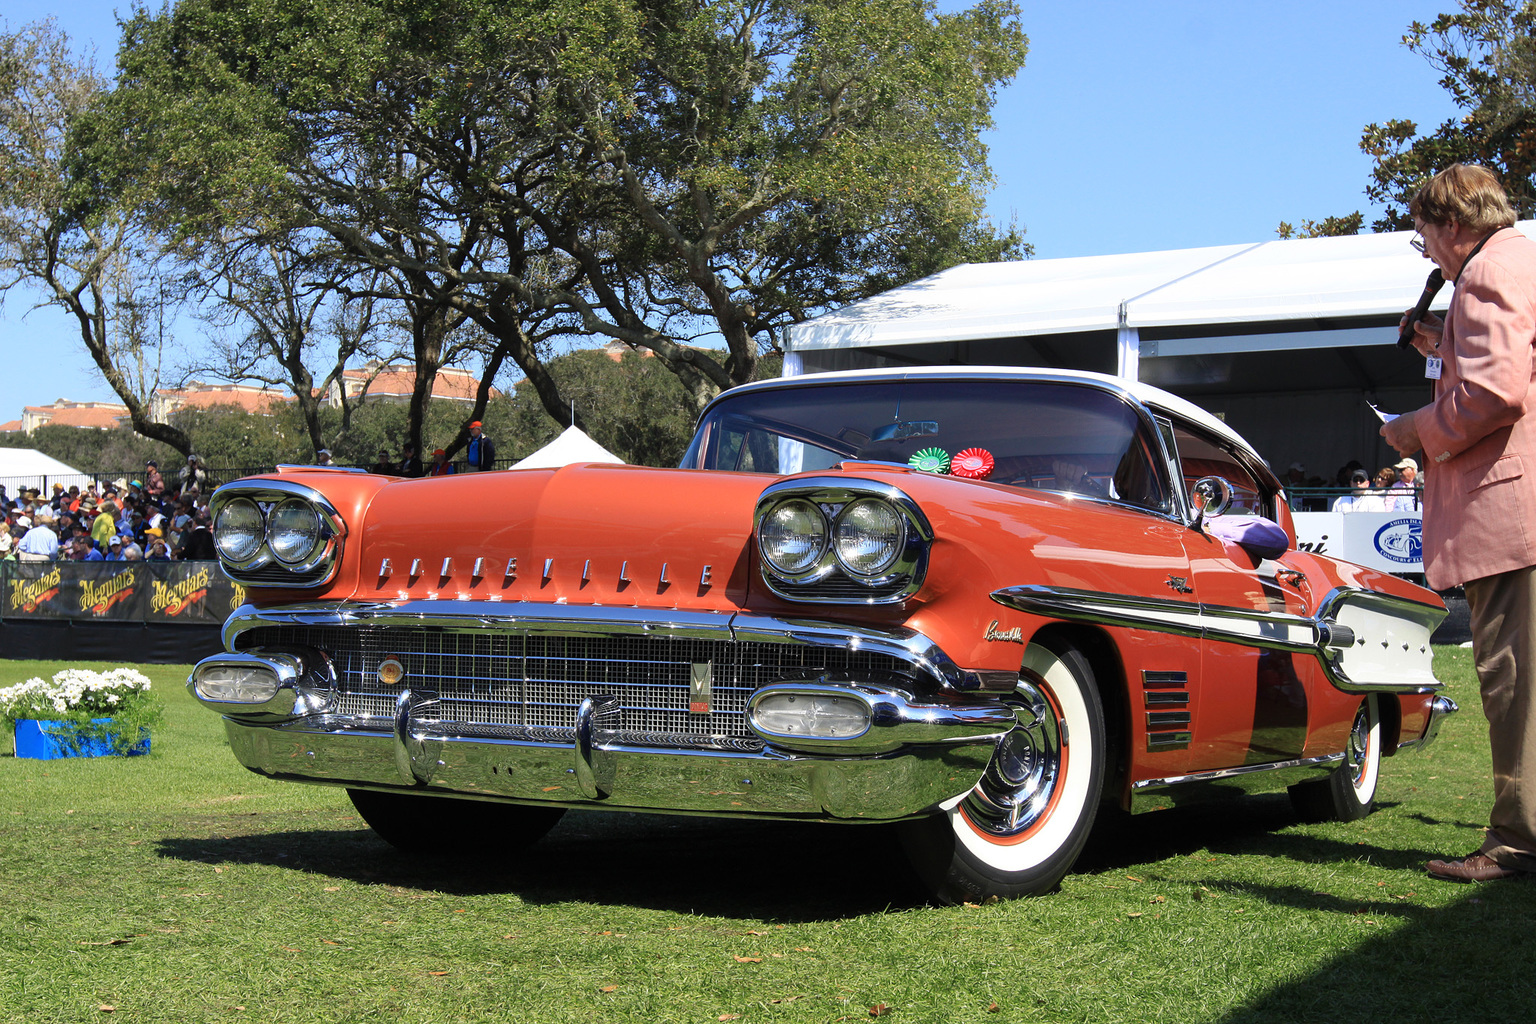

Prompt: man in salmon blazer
xmin=1385 ymin=163 xmax=1536 ymax=882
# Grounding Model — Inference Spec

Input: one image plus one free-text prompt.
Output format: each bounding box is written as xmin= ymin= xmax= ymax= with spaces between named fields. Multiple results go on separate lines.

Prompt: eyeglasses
xmin=1410 ymin=234 xmax=1426 ymax=254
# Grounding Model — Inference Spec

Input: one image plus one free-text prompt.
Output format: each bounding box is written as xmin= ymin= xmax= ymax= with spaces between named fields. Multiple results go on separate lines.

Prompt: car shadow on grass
xmin=1076 ymin=794 xmax=1453 ymax=875
xmin=1207 ymin=877 xmax=1536 ymax=1022
xmin=156 ymin=810 xmax=925 ymax=919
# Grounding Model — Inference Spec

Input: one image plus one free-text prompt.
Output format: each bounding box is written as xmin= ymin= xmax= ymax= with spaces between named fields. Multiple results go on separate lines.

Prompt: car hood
xmin=345 ymin=463 xmax=766 ymax=610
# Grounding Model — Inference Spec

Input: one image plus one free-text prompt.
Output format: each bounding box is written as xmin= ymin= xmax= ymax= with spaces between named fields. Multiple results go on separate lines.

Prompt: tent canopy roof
xmin=787 ymin=225 xmax=1536 ymax=352
xmin=511 ymin=426 xmax=624 ymax=470
xmin=0 ymin=448 xmax=87 ymax=482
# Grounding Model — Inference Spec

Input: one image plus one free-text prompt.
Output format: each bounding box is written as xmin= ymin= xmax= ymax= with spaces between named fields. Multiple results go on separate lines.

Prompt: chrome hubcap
xmin=963 ymin=676 xmax=1062 ymax=837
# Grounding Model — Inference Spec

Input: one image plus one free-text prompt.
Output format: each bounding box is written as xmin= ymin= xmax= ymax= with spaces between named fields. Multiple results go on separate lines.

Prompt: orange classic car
xmin=188 ymin=367 xmax=1456 ymax=902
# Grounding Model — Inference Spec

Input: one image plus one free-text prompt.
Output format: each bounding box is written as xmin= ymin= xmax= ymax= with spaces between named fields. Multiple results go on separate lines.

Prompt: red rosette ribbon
xmin=950 ymin=448 xmax=995 ymax=479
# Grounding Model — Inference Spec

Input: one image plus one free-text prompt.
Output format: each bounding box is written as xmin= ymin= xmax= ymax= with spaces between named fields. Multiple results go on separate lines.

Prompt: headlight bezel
xmin=208 ymin=479 xmax=347 ymax=586
xmin=753 ymin=479 xmax=932 ymax=604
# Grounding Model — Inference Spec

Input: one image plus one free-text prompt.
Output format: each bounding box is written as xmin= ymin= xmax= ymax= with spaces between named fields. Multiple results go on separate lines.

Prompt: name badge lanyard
xmin=1429 ymin=230 xmax=1499 ymax=381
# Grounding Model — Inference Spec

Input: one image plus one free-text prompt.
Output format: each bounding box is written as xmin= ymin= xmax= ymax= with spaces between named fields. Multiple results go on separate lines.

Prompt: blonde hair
xmin=1410 ymin=163 xmax=1517 ymax=232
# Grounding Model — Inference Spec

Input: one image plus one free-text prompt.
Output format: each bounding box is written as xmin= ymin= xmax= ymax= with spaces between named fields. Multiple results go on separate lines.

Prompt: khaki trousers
xmin=1466 ymin=564 xmax=1536 ymax=869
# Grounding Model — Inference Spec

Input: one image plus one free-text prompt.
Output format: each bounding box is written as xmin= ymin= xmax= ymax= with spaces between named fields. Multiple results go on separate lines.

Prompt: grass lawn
xmin=1 ymin=648 xmax=1531 ymax=1023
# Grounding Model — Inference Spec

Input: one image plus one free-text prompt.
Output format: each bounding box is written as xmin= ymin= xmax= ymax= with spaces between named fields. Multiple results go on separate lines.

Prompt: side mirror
xmin=1191 ymin=476 xmax=1234 ymax=519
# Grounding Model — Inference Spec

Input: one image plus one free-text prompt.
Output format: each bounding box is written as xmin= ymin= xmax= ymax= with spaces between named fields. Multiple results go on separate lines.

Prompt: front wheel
xmin=900 ymin=637 xmax=1106 ymax=903
xmin=348 ymin=789 xmax=566 ymax=855
xmin=1288 ymin=695 xmax=1381 ymax=822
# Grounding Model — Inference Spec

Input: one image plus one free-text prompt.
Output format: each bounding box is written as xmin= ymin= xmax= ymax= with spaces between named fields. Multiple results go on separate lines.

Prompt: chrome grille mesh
xmin=236 ymin=623 xmax=915 ymax=750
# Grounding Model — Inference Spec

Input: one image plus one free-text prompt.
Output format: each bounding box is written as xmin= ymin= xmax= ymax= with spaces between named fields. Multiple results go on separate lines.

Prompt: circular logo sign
xmin=1373 ymin=517 xmax=1422 ymax=564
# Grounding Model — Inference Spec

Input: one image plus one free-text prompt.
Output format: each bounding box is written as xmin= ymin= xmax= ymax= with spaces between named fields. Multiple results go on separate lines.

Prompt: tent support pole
xmin=1116 ymin=324 xmax=1140 ymax=381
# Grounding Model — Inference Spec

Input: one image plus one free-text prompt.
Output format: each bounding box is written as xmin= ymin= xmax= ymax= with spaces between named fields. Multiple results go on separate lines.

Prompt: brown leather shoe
xmin=1425 ymin=852 xmax=1523 ymax=882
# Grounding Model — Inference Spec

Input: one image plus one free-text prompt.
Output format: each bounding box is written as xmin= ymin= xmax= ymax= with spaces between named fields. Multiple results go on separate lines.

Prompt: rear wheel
xmin=1288 ymin=695 xmax=1380 ymax=822
xmin=900 ymin=637 xmax=1106 ymax=903
xmin=347 ymin=789 xmax=565 ymax=855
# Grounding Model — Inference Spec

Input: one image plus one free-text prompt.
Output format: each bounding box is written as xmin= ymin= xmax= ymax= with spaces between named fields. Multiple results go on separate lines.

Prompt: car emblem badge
xmin=378 ymin=656 xmax=405 ymax=687
xmin=984 ymin=620 xmax=1024 ymax=644
xmin=689 ymin=662 xmax=713 ymax=714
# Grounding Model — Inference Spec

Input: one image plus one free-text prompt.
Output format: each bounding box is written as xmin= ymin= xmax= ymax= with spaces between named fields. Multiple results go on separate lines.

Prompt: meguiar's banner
xmin=2 ymin=562 xmax=240 ymax=625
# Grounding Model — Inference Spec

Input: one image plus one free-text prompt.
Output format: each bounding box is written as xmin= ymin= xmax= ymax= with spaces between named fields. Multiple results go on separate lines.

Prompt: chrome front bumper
xmin=190 ymin=601 xmax=1020 ymax=821
xmin=217 ymin=705 xmax=1008 ymax=820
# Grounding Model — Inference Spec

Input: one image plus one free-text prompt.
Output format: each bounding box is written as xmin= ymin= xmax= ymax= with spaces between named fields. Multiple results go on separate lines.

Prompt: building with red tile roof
xmin=20 ymin=399 xmax=131 ymax=433
xmin=150 ymin=382 xmax=292 ymax=421
xmin=330 ymin=362 xmax=493 ymax=406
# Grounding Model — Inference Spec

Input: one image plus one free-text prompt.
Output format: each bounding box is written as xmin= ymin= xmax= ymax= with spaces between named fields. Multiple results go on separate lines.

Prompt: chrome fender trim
xmin=993 ymin=584 xmax=1445 ymax=695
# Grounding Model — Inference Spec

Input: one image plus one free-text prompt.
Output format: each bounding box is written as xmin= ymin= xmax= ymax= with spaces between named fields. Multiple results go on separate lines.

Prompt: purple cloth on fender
xmin=1206 ymin=515 xmax=1289 ymax=560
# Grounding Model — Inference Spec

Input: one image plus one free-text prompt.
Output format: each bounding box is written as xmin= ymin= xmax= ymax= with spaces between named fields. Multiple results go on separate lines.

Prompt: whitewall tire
xmin=900 ymin=636 xmax=1106 ymax=903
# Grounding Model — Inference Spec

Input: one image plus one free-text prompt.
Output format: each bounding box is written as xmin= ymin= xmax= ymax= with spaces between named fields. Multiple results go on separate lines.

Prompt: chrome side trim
xmin=993 ymin=584 xmax=1446 ymax=696
xmin=219 ymin=601 xmax=991 ymax=692
xmin=1128 ymin=753 xmax=1345 ymax=813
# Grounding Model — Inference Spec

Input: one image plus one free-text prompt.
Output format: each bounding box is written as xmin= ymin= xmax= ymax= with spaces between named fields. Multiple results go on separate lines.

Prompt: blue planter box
xmin=13 ymin=718 xmax=151 ymax=759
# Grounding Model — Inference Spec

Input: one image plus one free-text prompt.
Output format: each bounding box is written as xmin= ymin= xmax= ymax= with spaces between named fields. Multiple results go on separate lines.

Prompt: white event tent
xmin=784 ymin=225 xmax=1536 ymax=479
xmin=0 ymin=448 xmax=92 ymax=495
xmin=511 ymin=426 xmax=625 ymax=470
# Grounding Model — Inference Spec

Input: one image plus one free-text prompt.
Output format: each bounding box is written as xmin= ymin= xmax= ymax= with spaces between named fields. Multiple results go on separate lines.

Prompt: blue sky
xmin=1 ymin=1 xmax=1462 ymax=423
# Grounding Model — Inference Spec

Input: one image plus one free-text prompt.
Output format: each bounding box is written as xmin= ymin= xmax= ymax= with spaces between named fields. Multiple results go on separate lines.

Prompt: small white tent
xmin=0 ymin=448 xmax=92 ymax=493
xmin=511 ymin=426 xmax=624 ymax=469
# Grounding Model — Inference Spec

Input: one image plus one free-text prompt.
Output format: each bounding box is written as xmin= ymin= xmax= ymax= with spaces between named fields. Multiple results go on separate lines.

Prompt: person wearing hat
xmin=1388 ymin=457 xmax=1420 ymax=512
xmin=178 ymin=454 xmax=206 ymax=498
xmin=370 ymin=449 xmax=395 ymax=475
xmin=465 ymin=420 xmax=496 ymax=472
xmin=104 ymin=534 xmax=125 ymax=561
xmin=145 ymin=460 xmax=166 ymax=499
xmin=90 ymin=500 xmax=117 ymax=550
xmin=428 ymin=448 xmax=455 ymax=477
xmin=316 ymin=449 xmax=334 ymax=466
xmin=1331 ymin=468 xmax=1372 ymax=513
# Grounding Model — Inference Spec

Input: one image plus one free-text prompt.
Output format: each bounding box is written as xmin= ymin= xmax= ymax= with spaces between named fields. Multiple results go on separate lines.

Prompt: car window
xmin=682 ymin=379 xmax=1174 ymax=513
xmin=1166 ymin=421 xmax=1270 ymax=518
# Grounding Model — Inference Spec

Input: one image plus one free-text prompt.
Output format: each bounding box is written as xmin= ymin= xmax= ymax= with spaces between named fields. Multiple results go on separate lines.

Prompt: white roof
xmin=0 ymin=448 xmax=89 ymax=487
xmin=511 ymin=426 xmax=625 ymax=469
xmin=787 ymin=224 xmax=1536 ymax=352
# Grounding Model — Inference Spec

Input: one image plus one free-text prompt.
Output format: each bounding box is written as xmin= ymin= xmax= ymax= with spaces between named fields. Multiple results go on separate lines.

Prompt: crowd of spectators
xmin=0 ymin=455 xmax=217 ymax=565
xmin=1281 ymin=458 xmax=1423 ymax=513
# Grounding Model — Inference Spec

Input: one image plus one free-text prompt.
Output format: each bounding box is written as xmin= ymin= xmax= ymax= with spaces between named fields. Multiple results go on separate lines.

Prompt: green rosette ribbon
xmin=909 ymin=447 xmax=951 ymax=473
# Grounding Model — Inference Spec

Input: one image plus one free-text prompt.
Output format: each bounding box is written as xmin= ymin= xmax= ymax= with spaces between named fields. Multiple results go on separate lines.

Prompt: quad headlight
xmin=833 ymin=498 xmax=905 ymax=577
xmin=208 ymin=480 xmax=345 ymax=586
xmin=215 ymin=498 xmax=265 ymax=561
xmin=758 ymin=499 xmax=828 ymax=575
xmin=268 ymin=499 xmax=323 ymax=564
xmin=753 ymin=479 xmax=931 ymax=603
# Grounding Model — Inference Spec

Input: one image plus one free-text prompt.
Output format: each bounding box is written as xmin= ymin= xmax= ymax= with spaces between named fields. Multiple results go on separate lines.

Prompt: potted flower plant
xmin=0 ymin=668 xmax=164 ymax=759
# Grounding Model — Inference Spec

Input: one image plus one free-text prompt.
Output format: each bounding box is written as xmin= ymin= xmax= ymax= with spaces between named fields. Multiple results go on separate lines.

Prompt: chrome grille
xmin=236 ymin=623 xmax=916 ymax=750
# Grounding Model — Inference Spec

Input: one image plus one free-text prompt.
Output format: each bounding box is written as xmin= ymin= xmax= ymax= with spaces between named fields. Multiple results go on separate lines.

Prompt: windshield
xmin=682 ymin=379 xmax=1172 ymax=513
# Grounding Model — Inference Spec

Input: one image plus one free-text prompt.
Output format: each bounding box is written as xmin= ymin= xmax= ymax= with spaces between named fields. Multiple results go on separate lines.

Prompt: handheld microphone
xmin=1398 ymin=268 xmax=1445 ymax=349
